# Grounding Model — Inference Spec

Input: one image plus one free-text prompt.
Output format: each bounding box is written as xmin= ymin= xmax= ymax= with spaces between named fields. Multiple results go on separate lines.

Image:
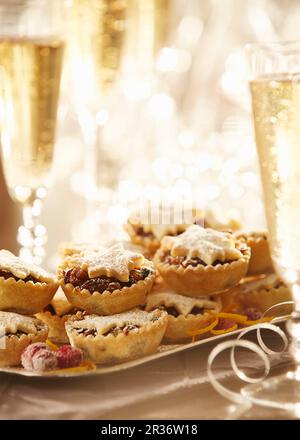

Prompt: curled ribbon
xmin=207 ymin=301 xmax=292 ymax=405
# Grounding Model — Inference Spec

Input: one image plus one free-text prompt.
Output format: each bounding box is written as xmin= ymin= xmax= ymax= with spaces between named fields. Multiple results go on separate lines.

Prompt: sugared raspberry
xmin=56 ymin=345 xmax=83 ymax=369
xmin=21 ymin=343 xmax=58 ymax=372
xmin=21 ymin=343 xmax=48 ymax=370
xmin=31 ymin=349 xmax=58 ymax=372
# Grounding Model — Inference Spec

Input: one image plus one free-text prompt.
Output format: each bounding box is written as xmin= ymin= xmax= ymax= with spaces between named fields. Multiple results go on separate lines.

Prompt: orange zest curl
xmin=208 ymin=311 xmax=248 ymax=324
xmin=188 ymin=312 xmax=275 ymax=341
xmin=46 ymin=340 xmax=59 ymax=351
xmin=211 ymin=322 xmax=238 ymax=335
xmin=188 ymin=318 xmax=219 ymax=337
xmin=243 ymin=316 xmax=273 ymax=326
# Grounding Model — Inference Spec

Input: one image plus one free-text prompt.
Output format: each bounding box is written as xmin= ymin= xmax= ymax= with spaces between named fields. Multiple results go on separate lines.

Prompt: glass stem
xmin=79 ymin=108 xmax=108 ymax=243
xmin=17 ymin=197 xmax=47 ymax=265
xmin=287 ymin=284 xmax=300 ymax=373
xmin=83 ymin=122 xmax=102 ymax=242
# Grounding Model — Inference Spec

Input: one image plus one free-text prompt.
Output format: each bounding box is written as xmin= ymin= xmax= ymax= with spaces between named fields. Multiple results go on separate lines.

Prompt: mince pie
xmin=58 ymin=243 xmax=155 ymax=315
xmin=59 ymin=240 xmax=151 ymax=260
xmin=0 ymin=311 xmax=48 ymax=367
xmin=125 ymin=206 xmax=241 ymax=255
xmin=235 ymin=231 xmax=273 ymax=276
xmin=58 ymin=242 xmax=105 ymax=258
xmin=145 ymin=285 xmax=221 ymax=343
xmin=154 ymin=225 xmax=250 ymax=296
xmin=227 ymin=273 xmax=291 ymax=312
xmin=65 ymin=308 xmax=168 ymax=364
xmin=0 ymin=250 xmax=59 ymax=315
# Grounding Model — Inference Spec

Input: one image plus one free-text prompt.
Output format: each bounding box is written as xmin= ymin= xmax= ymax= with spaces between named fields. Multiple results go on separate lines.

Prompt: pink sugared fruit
xmin=21 ymin=342 xmax=83 ymax=372
xmin=21 ymin=343 xmax=58 ymax=372
xmin=56 ymin=345 xmax=83 ymax=369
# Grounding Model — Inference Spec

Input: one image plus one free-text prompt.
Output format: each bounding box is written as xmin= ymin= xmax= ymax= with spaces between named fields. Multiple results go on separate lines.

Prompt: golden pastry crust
xmin=154 ymin=244 xmax=250 ymax=297
xmin=0 ymin=249 xmax=55 ymax=283
xmin=235 ymin=231 xmax=273 ymax=275
xmin=58 ymin=244 xmax=156 ymax=315
xmin=49 ymin=289 xmax=74 ymax=317
xmin=35 ymin=310 xmax=70 ymax=343
xmin=235 ymin=274 xmax=291 ymax=312
xmin=0 ymin=250 xmax=58 ymax=314
xmin=36 ymin=290 xmax=76 ymax=343
xmin=65 ymin=309 xmax=168 ymax=364
xmin=124 ymin=222 xmax=162 ymax=255
xmin=0 ymin=276 xmax=59 ymax=315
xmin=124 ymin=207 xmax=205 ymax=255
xmin=59 ymin=240 xmax=152 ymax=261
xmin=60 ymin=272 xmax=155 ymax=315
xmin=161 ymin=314 xmax=213 ymax=343
xmin=58 ymin=242 xmax=104 ymax=259
xmin=124 ymin=208 xmax=241 ymax=254
xmin=0 ymin=312 xmax=48 ymax=367
xmin=145 ymin=289 xmax=222 ymax=343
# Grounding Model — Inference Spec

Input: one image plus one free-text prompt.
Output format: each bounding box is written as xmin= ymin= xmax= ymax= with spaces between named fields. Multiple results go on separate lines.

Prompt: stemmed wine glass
xmin=244 ymin=41 xmax=300 ymax=413
xmin=66 ymin=0 xmax=128 ymax=242
xmin=66 ymin=0 xmax=172 ymax=243
xmin=0 ymin=0 xmax=65 ymax=264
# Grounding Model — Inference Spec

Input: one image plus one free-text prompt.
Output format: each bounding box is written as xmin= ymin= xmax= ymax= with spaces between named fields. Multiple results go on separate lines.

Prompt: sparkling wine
xmin=250 ymin=75 xmax=300 ymax=276
xmin=0 ymin=38 xmax=64 ymax=203
xmin=68 ymin=0 xmax=128 ymax=110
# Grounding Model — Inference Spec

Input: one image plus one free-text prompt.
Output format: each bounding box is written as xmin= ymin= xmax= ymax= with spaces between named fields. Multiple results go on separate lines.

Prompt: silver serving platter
xmin=0 ymin=317 xmax=287 ymax=378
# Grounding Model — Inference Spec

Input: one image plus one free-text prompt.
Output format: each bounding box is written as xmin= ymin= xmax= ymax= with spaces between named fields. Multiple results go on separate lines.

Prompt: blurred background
xmin=1 ymin=0 xmax=300 ymax=266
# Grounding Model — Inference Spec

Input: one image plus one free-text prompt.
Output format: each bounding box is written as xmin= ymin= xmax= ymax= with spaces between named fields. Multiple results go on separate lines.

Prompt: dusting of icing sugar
xmin=129 ymin=207 xmax=240 ymax=240
xmin=67 ymin=243 xmax=145 ymax=282
xmin=161 ymin=225 xmax=243 ymax=265
xmin=0 ymin=311 xmax=41 ymax=334
xmin=0 ymin=249 xmax=54 ymax=282
xmin=240 ymin=273 xmax=282 ymax=293
xmin=67 ymin=308 xmax=164 ymax=335
xmin=146 ymin=291 xmax=220 ymax=317
xmin=142 ymin=224 xmax=188 ymax=241
xmin=59 ymin=242 xmax=105 ymax=257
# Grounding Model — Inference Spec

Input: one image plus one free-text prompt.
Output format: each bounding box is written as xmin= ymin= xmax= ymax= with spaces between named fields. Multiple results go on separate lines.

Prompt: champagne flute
xmin=245 ymin=41 xmax=300 ymax=413
xmin=66 ymin=0 xmax=128 ymax=242
xmin=0 ymin=0 xmax=65 ymax=264
xmin=66 ymin=0 xmax=172 ymax=242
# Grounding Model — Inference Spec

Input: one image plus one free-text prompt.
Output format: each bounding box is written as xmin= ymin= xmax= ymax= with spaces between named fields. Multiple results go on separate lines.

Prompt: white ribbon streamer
xmin=207 ymin=338 xmax=269 ymax=404
xmin=262 ymin=300 xmax=294 ymax=322
xmin=207 ymin=301 xmax=292 ymax=405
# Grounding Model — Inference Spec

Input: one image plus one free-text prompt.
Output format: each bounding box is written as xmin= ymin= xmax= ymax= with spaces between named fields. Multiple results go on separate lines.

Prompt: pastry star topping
xmin=68 ymin=309 xmax=160 ymax=336
xmin=239 ymin=273 xmax=282 ymax=293
xmin=146 ymin=291 xmax=220 ymax=317
xmin=50 ymin=290 xmax=74 ymax=317
xmin=0 ymin=249 xmax=54 ymax=282
xmin=144 ymin=223 xmax=193 ymax=241
xmin=161 ymin=225 xmax=243 ymax=266
xmin=0 ymin=311 xmax=40 ymax=335
xmin=70 ymin=243 xmax=145 ymax=282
